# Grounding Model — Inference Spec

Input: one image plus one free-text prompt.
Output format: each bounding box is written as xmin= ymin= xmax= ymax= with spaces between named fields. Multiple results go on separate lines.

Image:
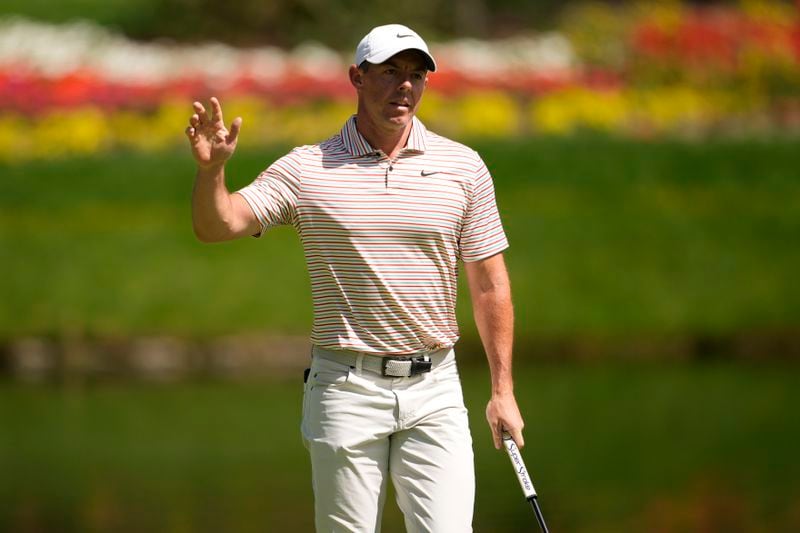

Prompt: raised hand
xmin=186 ymin=97 xmax=242 ymax=168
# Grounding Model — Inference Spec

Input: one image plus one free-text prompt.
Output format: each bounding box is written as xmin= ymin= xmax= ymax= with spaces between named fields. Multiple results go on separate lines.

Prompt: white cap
xmin=355 ymin=24 xmax=437 ymax=72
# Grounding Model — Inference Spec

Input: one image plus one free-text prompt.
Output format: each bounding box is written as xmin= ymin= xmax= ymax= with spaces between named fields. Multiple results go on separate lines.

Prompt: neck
xmin=355 ymin=112 xmax=413 ymax=160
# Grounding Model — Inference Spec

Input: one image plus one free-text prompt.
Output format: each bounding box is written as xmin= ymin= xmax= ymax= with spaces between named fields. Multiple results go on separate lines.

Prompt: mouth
xmin=389 ymin=100 xmax=411 ymax=109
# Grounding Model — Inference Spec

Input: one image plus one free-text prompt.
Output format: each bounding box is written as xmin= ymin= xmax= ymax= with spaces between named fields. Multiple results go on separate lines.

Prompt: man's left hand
xmin=486 ymin=392 xmax=524 ymax=450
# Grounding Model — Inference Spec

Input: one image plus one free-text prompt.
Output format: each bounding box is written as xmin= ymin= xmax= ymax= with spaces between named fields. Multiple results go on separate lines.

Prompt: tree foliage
xmin=1 ymin=0 xmax=583 ymax=47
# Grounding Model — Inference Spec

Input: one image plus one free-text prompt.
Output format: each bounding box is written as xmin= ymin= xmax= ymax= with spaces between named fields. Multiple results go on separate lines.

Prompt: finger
xmin=502 ymin=421 xmax=525 ymax=448
xmin=227 ymin=116 xmax=243 ymax=144
xmin=185 ymin=126 xmax=195 ymax=138
xmin=491 ymin=422 xmax=502 ymax=449
xmin=510 ymin=426 xmax=525 ymax=448
xmin=189 ymin=114 xmax=200 ymax=128
xmin=210 ymin=96 xmax=224 ymax=125
xmin=193 ymin=101 xmax=208 ymax=123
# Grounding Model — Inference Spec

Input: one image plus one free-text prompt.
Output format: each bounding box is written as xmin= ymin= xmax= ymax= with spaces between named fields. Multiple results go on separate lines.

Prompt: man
xmin=186 ymin=24 xmax=524 ymax=532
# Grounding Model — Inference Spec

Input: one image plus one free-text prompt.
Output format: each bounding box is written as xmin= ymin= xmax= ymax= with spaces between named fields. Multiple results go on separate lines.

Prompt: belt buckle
xmin=381 ymin=355 xmax=432 ymax=377
xmin=410 ymin=355 xmax=432 ymax=376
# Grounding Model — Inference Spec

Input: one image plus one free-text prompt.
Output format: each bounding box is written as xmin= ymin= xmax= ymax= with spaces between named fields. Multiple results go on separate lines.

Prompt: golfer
xmin=187 ymin=24 xmax=524 ymax=532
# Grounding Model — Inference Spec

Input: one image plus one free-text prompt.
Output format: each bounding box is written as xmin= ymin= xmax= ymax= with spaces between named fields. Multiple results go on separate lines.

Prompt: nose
xmin=398 ymin=76 xmax=413 ymax=92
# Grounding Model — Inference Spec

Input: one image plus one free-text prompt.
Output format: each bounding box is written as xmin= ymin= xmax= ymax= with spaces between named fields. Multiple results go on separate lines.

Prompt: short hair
xmin=358 ymin=61 xmax=371 ymax=72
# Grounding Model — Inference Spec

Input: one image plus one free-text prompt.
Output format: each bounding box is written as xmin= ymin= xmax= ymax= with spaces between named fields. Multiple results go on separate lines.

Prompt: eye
xmin=412 ymin=72 xmax=425 ymax=81
xmin=384 ymin=68 xmax=397 ymax=76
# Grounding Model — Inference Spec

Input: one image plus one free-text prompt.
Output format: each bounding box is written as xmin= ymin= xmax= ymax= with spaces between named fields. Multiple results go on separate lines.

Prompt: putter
xmin=502 ymin=431 xmax=549 ymax=533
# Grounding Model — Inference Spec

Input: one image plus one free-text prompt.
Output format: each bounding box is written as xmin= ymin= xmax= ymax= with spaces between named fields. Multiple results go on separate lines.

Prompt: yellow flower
xmin=0 ymin=114 xmax=32 ymax=163
xmin=458 ymin=91 xmax=520 ymax=137
xmin=531 ymin=88 xmax=628 ymax=134
xmin=31 ymin=108 xmax=110 ymax=158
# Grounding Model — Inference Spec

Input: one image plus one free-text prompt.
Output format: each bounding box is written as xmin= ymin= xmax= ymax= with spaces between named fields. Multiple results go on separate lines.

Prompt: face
xmin=351 ymin=50 xmax=429 ymax=131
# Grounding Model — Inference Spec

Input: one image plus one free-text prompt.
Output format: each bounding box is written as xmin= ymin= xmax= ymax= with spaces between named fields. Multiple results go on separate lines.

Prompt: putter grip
xmin=502 ymin=431 xmax=537 ymax=499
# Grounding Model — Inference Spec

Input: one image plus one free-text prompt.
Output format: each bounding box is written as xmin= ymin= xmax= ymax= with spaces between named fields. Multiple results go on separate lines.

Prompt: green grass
xmin=1 ymin=361 xmax=798 ymax=532
xmin=483 ymin=137 xmax=800 ymax=337
xmin=1 ymin=137 xmax=798 ymax=342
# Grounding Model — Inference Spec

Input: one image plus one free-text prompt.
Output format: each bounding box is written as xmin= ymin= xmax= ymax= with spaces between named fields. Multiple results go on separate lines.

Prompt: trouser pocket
xmin=307 ymin=356 xmax=352 ymax=388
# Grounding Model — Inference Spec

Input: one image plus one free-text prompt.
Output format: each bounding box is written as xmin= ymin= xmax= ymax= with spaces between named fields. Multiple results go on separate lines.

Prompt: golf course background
xmin=3 ymin=136 xmax=799 ymax=533
xmin=2 ymin=138 xmax=799 ymax=343
xmin=2 ymin=1 xmax=800 ymax=532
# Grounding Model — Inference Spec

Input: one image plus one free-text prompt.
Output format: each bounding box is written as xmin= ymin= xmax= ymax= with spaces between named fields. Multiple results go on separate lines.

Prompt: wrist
xmin=197 ymin=161 xmax=226 ymax=176
xmin=491 ymin=385 xmax=514 ymax=398
xmin=490 ymin=368 xmax=514 ymax=397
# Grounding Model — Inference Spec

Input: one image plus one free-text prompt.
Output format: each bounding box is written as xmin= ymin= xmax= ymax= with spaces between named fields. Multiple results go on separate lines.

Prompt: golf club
xmin=502 ymin=431 xmax=549 ymax=533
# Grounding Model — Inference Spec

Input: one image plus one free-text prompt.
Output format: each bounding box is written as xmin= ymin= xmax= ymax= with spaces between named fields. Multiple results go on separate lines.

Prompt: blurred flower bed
xmin=0 ymin=1 xmax=798 ymax=161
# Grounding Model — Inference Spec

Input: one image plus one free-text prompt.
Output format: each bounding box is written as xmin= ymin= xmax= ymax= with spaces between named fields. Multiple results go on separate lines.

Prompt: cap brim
xmin=366 ymin=47 xmax=437 ymax=72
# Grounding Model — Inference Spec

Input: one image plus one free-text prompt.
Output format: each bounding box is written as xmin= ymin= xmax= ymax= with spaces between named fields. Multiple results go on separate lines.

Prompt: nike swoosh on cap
xmin=396 ymin=33 xmax=414 ymax=38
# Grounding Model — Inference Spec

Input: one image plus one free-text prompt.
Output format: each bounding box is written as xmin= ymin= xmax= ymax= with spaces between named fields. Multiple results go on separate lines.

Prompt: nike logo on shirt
xmin=420 ymin=170 xmax=439 ymax=176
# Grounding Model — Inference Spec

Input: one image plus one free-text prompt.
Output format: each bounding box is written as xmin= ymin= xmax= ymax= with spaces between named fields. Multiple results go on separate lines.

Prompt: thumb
xmin=509 ymin=426 xmax=525 ymax=449
xmin=227 ymin=117 xmax=243 ymax=144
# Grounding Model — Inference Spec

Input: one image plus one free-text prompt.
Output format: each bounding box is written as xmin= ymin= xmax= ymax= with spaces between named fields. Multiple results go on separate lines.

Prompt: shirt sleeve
xmin=234 ymin=150 xmax=303 ymax=237
xmin=458 ymin=152 xmax=509 ymax=262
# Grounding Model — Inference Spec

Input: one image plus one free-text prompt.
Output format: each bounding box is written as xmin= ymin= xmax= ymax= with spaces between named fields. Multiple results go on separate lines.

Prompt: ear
xmin=349 ymin=64 xmax=363 ymax=90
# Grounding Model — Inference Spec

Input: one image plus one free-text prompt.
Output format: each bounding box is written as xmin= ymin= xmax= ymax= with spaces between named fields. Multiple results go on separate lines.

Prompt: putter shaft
xmin=529 ymin=497 xmax=549 ymax=533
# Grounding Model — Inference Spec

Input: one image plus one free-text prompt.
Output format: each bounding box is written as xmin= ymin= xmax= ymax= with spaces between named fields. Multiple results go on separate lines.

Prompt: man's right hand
xmin=185 ymin=97 xmax=242 ymax=168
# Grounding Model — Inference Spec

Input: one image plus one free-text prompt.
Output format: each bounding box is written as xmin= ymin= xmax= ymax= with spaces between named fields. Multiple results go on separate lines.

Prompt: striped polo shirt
xmin=236 ymin=115 xmax=508 ymax=354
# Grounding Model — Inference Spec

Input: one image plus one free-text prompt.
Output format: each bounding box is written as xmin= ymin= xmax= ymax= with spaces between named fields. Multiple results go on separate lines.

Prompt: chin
xmin=386 ymin=113 xmax=413 ymax=128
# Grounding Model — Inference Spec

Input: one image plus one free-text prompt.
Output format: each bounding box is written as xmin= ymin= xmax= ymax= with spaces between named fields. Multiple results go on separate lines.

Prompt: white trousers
xmin=301 ymin=347 xmax=475 ymax=533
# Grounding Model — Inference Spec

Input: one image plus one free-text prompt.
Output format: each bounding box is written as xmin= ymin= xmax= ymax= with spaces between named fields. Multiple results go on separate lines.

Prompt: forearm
xmin=191 ymin=163 xmax=238 ymax=242
xmin=472 ymin=282 xmax=515 ymax=395
xmin=467 ymin=256 xmax=524 ymax=448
